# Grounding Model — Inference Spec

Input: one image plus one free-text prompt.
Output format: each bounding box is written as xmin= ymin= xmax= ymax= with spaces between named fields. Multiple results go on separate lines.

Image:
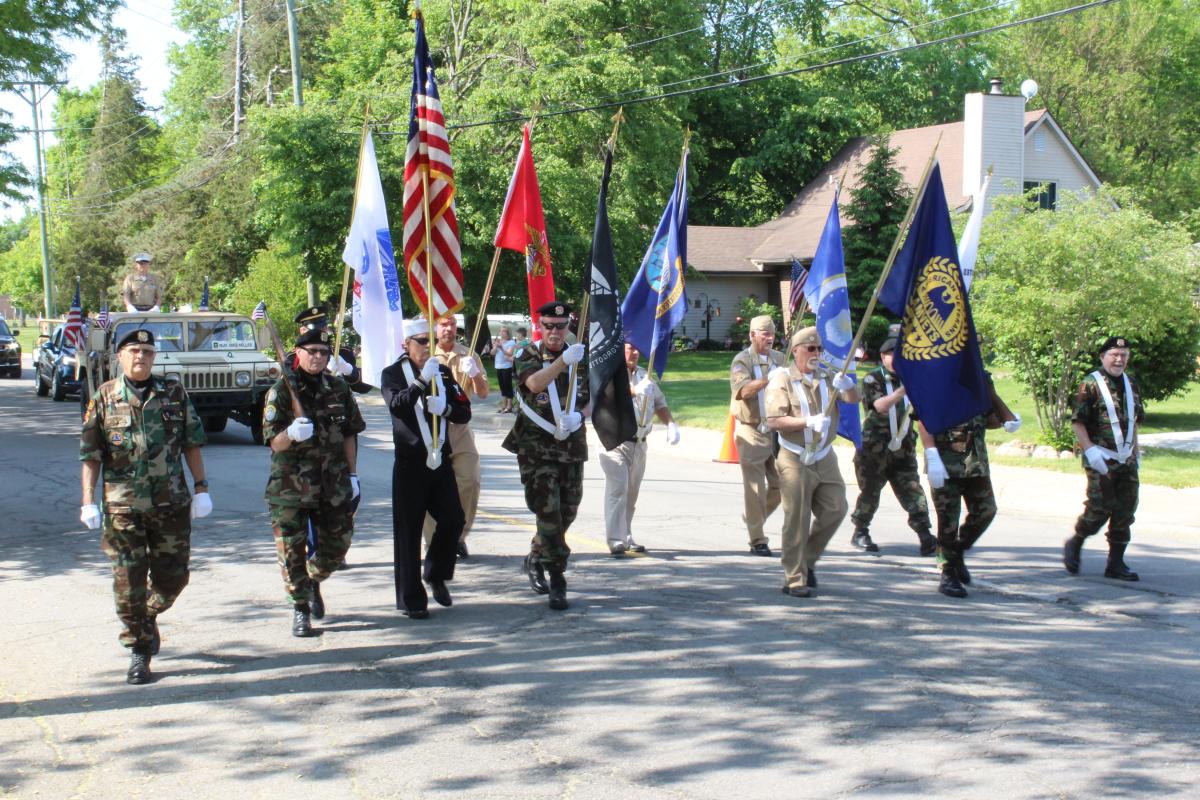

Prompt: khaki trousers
xmin=598 ymin=439 xmax=648 ymax=547
xmin=735 ymin=420 xmax=780 ymax=546
xmin=423 ymin=427 xmax=480 ymax=545
xmin=777 ymin=448 xmax=848 ymax=589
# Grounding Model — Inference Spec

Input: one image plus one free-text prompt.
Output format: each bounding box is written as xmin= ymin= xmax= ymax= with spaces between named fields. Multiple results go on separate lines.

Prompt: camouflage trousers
xmin=1074 ymin=463 xmax=1139 ymax=545
xmin=269 ymin=502 xmax=353 ymax=606
xmin=101 ymin=506 xmax=191 ymax=649
xmin=932 ymin=476 xmax=997 ymax=557
xmin=850 ymin=446 xmax=931 ymax=533
xmin=517 ymin=455 xmax=581 ymax=572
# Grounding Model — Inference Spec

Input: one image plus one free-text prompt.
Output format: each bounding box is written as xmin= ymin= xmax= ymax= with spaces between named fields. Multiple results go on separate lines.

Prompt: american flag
xmin=97 ymin=299 xmax=109 ymax=330
xmin=251 ymin=300 xmax=266 ymax=320
xmin=402 ymin=6 xmax=464 ymax=317
xmin=199 ymin=276 xmax=210 ymax=311
xmin=788 ymin=256 xmax=809 ymax=317
xmin=64 ymin=278 xmax=85 ymax=351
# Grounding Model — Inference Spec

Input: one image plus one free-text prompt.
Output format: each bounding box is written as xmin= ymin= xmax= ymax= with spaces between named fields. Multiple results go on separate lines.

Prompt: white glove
xmin=330 ymin=354 xmax=354 ymax=376
xmin=81 ymin=504 xmax=101 ymax=530
xmin=1002 ymin=413 xmax=1022 ymax=434
xmin=562 ymin=343 xmax=586 ymax=365
xmin=1084 ymin=445 xmax=1109 ymax=475
xmin=805 ymin=413 xmax=829 ymax=435
xmin=350 ymin=474 xmax=360 ymax=500
xmin=426 ymin=393 xmax=448 ymax=416
xmin=148 ymin=305 xmax=161 ymax=313
xmin=768 ymin=366 xmax=788 ymax=381
xmin=562 ymin=411 xmax=583 ymax=433
xmin=420 ymin=357 xmax=441 ymax=383
xmin=462 ymin=357 xmax=481 ymax=379
xmin=925 ymin=447 xmax=948 ymax=489
xmin=634 ymin=376 xmax=654 ymax=395
xmin=191 ymin=492 xmax=213 ymax=519
xmin=832 ymin=373 xmax=855 ymax=392
xmin=287 ymin=416 xmax=314 ymax=442
xmin=666 ymin=421 xmax=680 ymax=445
xmin=124 ymin=302 xmax=138 ymax=313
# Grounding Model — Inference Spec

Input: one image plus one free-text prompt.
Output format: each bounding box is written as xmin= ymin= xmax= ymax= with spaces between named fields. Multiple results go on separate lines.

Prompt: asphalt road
xmin=1 ymin=363 xmax=1198 ymax=799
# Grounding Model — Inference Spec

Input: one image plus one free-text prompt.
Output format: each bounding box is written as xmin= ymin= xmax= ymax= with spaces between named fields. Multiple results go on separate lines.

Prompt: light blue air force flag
xmin=342 ymin=130 xmax=403 ymax=388
xmin=621 ymin=153 xmax=688 ymax=377
xmin=802 ymin=196 xmax=861 ymax=449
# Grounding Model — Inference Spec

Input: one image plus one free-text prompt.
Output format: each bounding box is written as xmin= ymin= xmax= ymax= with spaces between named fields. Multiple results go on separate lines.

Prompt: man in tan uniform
xmin=766 ymin=326 xmax=859 ymax=597
xmin=423 ymin=312 xmax=488 ymax=558
xmin=122 ymin=253 xmax=163 ymax=312
xmin=729 ymin=314 xmax=786 ymax=555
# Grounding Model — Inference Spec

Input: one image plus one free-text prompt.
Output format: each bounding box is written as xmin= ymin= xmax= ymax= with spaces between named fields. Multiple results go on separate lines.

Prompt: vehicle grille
xmin=185 ymin=372 xmax=233 ymax=390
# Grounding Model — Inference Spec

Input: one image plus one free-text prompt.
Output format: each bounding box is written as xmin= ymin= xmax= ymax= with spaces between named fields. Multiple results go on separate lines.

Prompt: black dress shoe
xmin=781 ymin=584 xmax=813 ymax=598
xmin=609 ymin=542 xmax=628 ymax=556
xmin=404 ymin=608 xmax=430 ymax=619
xmin=524 ymin=553 xmax=549 ymax=595
xmin=428 ymin=578 xmax=453 ymax=607
xmin=292 ymin=607 xmax=315 ymax=637
xmin=310 ymin=582 xmax=325 ymax=620
xmin=337 ymin=559 xmax=350 ymax=571
xmin=917 ymin=531 xmax=938 ymax=557
xmin=851 ymin=530 xmax=880 ymax=553
xmin=627 ymin=541 xmax=647 ymax=553
xmin=750 ymin=543 xmax=773 ymax=557
xmin=938 ymin=570 xmax=968 ymax=598
xmin=1104 ymin=561 xmax=1139 ymax=581
xmin=126 ymin=647 xmax=152 ymax=685
xmin=548 ymin=571 xmax=569 ymax=611
xmin=456 ymin=540 xmax=469 ymax=559
xmin=1063 ymin=536 xmax=1084 ymax=574
xmin=148 ymin=617 xmax=161 ymax=656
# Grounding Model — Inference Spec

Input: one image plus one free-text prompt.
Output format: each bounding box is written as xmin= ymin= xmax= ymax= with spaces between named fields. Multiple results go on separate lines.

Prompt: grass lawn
xmin=654 ymin=352 xmax=1200 ymax=488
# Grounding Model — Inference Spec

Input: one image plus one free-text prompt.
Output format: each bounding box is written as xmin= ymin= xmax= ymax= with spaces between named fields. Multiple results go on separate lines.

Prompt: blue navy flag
xmin=621 ymin=150 xmax=688 ymax=377
xmin=879 ymin=163 xmax=991 ymax=435
xmin=199 ymin=277 xmax=209 ymax=311
xmin=802 ymin=197 xmax=861 ymax=449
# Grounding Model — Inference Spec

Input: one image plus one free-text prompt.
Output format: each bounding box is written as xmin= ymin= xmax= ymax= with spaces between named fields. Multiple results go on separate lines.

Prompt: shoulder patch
xmin=864 ymin=375 xmax=876 ymax=385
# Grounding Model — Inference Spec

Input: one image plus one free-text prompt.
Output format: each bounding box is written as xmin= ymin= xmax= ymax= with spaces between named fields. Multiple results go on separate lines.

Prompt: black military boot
xmin=916 ymin=529 xmax=937 ymax=557
xmin=309 ymin=582 xmax=325 ymax=620
xmin=1063 ymin=535 xmax=1085 ymax=575
xmin=547 ymin=570 xmax=569 ymax=611
xmin=851 ymin=528 xmax=880 ymax=552
xmin=938 ymin=557 xmax=968 ymax=598
xmin=148 ymin=616 xmax=161 ymax=656
xmin=1104 ymin=544 xmax=1139 ymax=582
xmin=524 ymin=553 xmax=549 ymax=595
xmin=955 ymin=557 xmax=972 ymax=586
xmin=127 ymin=646 xmax=152 ymax=685
xmin=292 ymin=606 xmax=315 ymax=637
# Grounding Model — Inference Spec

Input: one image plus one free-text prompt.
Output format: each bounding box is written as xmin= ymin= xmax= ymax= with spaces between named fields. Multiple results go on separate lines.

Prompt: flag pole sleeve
xmin=467 ymin=246 xmax=503 ymax=357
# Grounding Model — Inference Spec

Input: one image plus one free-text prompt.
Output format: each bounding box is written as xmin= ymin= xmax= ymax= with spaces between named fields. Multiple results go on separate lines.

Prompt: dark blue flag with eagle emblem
xmin=879 ymin=163 xmax=991 ymax=435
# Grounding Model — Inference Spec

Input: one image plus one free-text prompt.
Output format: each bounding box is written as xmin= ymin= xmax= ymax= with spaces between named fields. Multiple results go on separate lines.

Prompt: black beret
xmin=1099 ymin=336 xmax=1131 ymax=354
xmin=118 ymin=328 xmax=155 ymax=349
xmin=294 ymin=305 xmax=329 ymax=327
xmin=536 ymin=301 xmax=572 ymax=318
xmin=295 ymin=328 xmax=332 ymax=348
xmin=879 ymin=336 xmax=898 ymax=354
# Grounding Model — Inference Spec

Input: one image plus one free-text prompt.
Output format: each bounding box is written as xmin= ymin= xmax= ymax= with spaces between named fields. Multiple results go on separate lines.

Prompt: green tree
xmin=842 ymin=135 xmax=910 ymax=319
xmin=974 ymin=187 xmax=1200 ymax=447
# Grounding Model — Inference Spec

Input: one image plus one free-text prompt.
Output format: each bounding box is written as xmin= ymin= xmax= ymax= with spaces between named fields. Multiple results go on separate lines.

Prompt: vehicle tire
xmin=249 ymin=402 xmax=265 ymax=446
xmin=10 ymin=367 xmax=20 ymax=378
xmin=35 ymin=364 xmax=49 ymax=396
xmin=203 ymin=415 xmax=228 ymax=433
xmin=51 ymin=369 xmax=66 ymax=401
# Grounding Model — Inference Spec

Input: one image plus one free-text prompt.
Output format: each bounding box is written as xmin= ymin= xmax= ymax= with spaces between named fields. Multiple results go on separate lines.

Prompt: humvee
xmin=82 ymin=311 xmax=282 ymax=444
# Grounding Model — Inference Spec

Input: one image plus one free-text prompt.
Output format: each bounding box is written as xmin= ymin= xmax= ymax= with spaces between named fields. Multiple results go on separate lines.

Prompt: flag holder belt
xmin=517 ymin=395 xmax=570 ymax=441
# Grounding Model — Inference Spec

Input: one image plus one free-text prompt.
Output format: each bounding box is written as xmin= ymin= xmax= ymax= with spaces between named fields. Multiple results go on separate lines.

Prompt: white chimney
xmin=962 ymin=78 xmax=1025 ymax=214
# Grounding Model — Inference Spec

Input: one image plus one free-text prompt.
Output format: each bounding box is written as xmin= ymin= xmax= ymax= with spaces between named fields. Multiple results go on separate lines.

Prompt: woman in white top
xmin=492 ymin=326 xmax=517 ymax=413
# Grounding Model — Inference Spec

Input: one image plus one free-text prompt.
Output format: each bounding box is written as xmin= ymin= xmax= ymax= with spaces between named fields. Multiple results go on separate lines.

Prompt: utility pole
xmin=233 ymin=0 xmax=245 ymax=141
xmin=284 ymin=0 xmax=317 ymax=306
xmin=12 ymin=80 xmax=59 ymax=318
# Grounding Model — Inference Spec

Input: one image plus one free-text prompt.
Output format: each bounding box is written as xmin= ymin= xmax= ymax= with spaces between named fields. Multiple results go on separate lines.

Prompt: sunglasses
xmin=410 ymin=336 xmax=430 ymax=346
xmin=299 ymin=347 xmax=331 ymax=357
xmin=541 ymin=321 xmax=569 ymax=330
xmin=800 ymin=345 xmax=823 ymax=353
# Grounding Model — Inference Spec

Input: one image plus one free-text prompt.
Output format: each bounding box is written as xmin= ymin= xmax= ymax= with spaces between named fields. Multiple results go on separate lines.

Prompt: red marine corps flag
xmin=403 ymin=2 xmax=464 ymax=318
xmin=494 ymin=123 xmax=556 ymax=338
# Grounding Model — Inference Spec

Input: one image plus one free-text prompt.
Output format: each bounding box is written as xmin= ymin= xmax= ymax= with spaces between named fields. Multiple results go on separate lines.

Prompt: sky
xmin=1 ymin=0 xmax=188 ymax=222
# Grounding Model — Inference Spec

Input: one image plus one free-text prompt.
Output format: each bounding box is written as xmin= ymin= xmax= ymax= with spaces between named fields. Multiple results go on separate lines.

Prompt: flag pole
xmin=467 ymin=246 xmax=502 ymax=358
xmin=646 ymin=126 xmax=689 ymax=382
xmin=334 ymin=105 xmax=372 ymax=361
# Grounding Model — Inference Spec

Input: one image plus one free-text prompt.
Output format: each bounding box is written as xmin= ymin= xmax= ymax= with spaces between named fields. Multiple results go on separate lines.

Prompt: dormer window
xmin=1024 ymin=180 xmax=1057 ymax=210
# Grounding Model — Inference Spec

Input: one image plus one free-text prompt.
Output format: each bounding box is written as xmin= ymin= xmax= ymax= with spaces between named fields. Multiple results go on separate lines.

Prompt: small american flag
xmin=64 ymin=279 xmax=85 ymax=351
xmin=199 ymin=276 xmax=210 ymax=311
xmin=788 ymin=256 xmax=809 ymax=317
xmin=403 ymin=6 xmax=464 ymax=317
xmin=251 ymin=300 xmax=266 ymax=320
xmin=97 ymin=299 xmax=109 ymax=330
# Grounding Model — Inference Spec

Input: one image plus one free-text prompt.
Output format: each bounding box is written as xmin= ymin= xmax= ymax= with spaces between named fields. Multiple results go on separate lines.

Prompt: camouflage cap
xmin=118 ymin=328 xmax=156 ymax=349
xmin=789 ymin=325 xmax=821 ymax=349
xmin=1099 ymin=336 xmax=1131 ymax=355
xmin=749 ymin=315 xmax=776 ymax=333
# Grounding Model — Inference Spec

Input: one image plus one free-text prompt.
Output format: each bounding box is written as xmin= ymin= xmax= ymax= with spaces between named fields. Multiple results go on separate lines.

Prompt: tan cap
xmin=789 ymin=326 xmax=821 ymax=349
xmin=749 ymin=315 xmax=776 ymax=333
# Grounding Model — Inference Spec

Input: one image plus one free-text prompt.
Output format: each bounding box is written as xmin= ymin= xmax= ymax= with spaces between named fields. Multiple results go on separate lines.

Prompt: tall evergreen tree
xmin=842 ymin=135 xmax=910 ymax=320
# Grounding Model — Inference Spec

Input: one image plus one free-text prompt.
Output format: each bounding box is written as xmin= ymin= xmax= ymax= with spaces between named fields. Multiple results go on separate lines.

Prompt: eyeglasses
xmin=541 ymin=321 xmax=569 ymax=330
xmin=123 ymin=346 xmax=155 ymax=357
xmin=409 ymin=336 xmax=430 ymax=346
xmin=299 ymin=347 xmax=331 ymax=358
xmin=800 ymin=345 xmax=823 ymax=353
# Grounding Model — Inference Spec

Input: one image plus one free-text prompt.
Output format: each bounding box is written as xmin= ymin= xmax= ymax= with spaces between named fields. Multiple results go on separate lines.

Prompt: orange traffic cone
xmin=714 ymin=413 xmax=739 ymax=464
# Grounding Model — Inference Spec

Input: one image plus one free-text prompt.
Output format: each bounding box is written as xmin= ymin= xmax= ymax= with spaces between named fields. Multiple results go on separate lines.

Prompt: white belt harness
xmin=1091 ymin=370 xmax=1136 ymax=463
xmin=401 ymin=360 xmax=446 ymax=470
xmin=884 ymin=374 xmax=913 ymax=452
xmin=517 ymin=363 xmax=577 ymax=441
xmin=777 ymin=376 xmax=833 ymax=465
xmin=753 ymin=360 xmax=770 ymax=434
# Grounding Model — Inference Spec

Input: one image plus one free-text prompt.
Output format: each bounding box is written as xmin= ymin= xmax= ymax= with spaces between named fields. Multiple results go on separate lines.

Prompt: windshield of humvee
xmin=112 ymin=321 xmax=184 ymax=352
xmin=189 ymin=320 xmax=257 ymax=351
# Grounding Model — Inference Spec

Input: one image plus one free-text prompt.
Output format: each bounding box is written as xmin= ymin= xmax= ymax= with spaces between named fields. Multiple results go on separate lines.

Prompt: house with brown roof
xmin=681 ymin=79 xmax=1102 ymax=343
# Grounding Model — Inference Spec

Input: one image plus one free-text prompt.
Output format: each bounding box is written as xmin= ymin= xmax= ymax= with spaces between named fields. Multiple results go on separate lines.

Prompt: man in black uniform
xmin=380 ymin=318 xmax=472 ymax=619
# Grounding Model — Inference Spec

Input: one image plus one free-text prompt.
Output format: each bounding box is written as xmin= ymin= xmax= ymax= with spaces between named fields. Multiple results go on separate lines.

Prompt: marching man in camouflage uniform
xmin=80 ymin=328 xmax=211 ymax=684
xmin=919 ymin=375 xmax=1020 ymax=598
xmin=263 ymin=327 xmax=365 ymax=637
xmin=503 ymin=301 xmax=588 ymax=611
xmin=1065 ymin=336 xmax=1143 ymax=581
xmin=850 ymin=333 xmax=935 ymax=555
xmin=765 ymin=326 xmax=859 ymax=597
xmin=729 ymin=315 xmax=787 ymax=556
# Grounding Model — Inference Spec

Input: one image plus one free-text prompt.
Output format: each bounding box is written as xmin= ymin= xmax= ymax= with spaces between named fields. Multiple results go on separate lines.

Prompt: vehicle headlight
xmin=61 ymin=355 xmax=77 ymax=366
xmin=235 ymin=371 xmax=251 ymax=387
xmin=165 ymin=371 xmax=182 ymax=383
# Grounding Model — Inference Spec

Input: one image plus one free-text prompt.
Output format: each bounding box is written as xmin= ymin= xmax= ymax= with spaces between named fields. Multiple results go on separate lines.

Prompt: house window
xmin=1024 ymin=180 xmax=1057 ymax=210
